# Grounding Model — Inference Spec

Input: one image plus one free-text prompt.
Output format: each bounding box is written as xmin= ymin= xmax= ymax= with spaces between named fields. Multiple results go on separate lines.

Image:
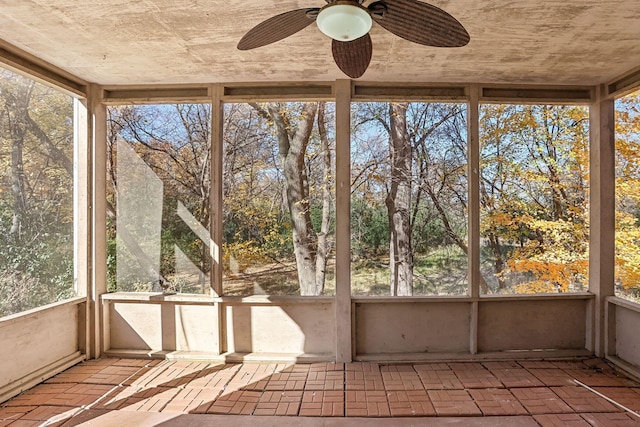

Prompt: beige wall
xmin=615 ymin=303 xmax=640 ymax=368
xmin=0 ymin=299 xmax=84 ymax=402
xmin=102 ymin=295 xmax=598 ymax=360
xmin=355 ymin=302 xmax=470 ymax=355
xmin=105 ymin=297 xmax=335 ymax=358
xmin=108 ymin=301 xmax=220 ymax=354
xmin=224 ymin=302 xmax=335 ymax=355
xmin=478 ymin=299 xmax=588 ymax=352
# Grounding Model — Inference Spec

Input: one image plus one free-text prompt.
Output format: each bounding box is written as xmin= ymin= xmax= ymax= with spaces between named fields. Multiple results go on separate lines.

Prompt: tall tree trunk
xmin=10 ymin=128 xmax=27 ymax=241
xmin=7 ymin=88 xmax=30 ymax=242
xmin=315 ymin=102 xmax=331 ymax=294
xmin=487 ymin=232 xmax=506 ymax=290
xmin=265 ymin=103 xmax=319 ymax=295
xmin=386 ymin=103 xmax=413 ymax=296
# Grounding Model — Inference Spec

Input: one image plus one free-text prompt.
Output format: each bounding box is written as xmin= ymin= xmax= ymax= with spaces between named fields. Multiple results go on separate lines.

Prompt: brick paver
xmin=416 ymin=368 xmax=464 ymax=389
xmin=206 ymin=390 xmax=261 ymax=415
xmin=469 ymin=388 xmax=528 ymax=416
xmin=510 ymin=387 xmax=575 ymax=414
xmin=489 ymin=368 xmax=545 ymax=388
xmin=533 ymin=413 xmax=591 ymax=426
xmin=482 ymin=361 xmax=522 ymax=370
xmin=386 ymin=390 xmax=435 ymax=416
xmin=528 ymin=368 xmax=579 ymax=386
xmin=451 ymin=366 xmax=504 ymax=389
xmin=14 ymin=405 xmax=79 ymax=424
xmin=551 ymin=386 xmax=622 ymax=413
xmin=254 ymin=391 xmax=302 ymax=416
xmin=345 ymin=390 xmax=390 ymax=417
xmin=43 ymin=389 xmax=111 ymax=407
xmin=518 ymin=361 xmax=560 ymax=369
xmin=427 ymin=390 xmax=482 ymax=416
xmin=299 ymin=391 xmax=344 ymax=416
xmin=567 ymin=369 xmax=640 ymax=387
xmin=345 ymin=370 xmax=385 ymax=390
xmin=593 ymin=387 xmax=640 ymax=411
xmin=380 ymin=365 xmax=424 ymax=391
xmin=0 ymin=406 xmax=36 ymax=425
xmin=580 ymin=412 xmax=640 ymax=426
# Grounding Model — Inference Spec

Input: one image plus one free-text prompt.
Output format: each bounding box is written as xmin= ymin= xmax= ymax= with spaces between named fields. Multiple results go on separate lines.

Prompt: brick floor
xmin=468 ymin=388 xmax=528 ymax=416
xmin=528 ymin=368 xmax=579 ymax=387
xmin=593 ymin=387 xmax=640 ymax=411
xmin=386 ymin=390 xmax=435 ymax=416
xmin=511 ymin=387 xmax=575 ymax=414
xmin=428 ymin=389 xmax=482 ymax=416
xmin=345 ymin=390 xmax=390 ymax=417
xmin=2 ymin=357 xmax=640 ymax=425
xmin=451 ymin=365 xmax=504 ymax=389
xmin=533 ymin=413 xmax=592 ymax=426
xmin=580 ymin=412 xmax=640 ymax=426
xmin=254 ymin=391 xmax=303 ymax=416
xmin=551 ymin=386 xmax=623 ymax=413
xmin=299 ymin=390 xmax=344 ymax=416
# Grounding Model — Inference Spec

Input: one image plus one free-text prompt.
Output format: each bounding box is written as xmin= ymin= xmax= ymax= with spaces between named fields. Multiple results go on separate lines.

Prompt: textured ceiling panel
xmin=0 ymin=0 xmax=639 ymax=85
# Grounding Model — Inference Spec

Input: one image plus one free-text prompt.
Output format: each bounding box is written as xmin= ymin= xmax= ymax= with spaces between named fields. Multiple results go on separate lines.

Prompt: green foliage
xmin=0 ymin=70 xmax=75 ymax=317
xmin=351 ymin=198 xmax=388 ymax=257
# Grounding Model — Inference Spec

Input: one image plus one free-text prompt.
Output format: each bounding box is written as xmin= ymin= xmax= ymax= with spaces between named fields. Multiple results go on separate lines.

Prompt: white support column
xmin=467 ymin=84 xmax=481 ymax=354
xmin=74 ymin=92 xmax=89 ymax=356
xmin=210 ymin=85 xmax=224 ymax=298
xmin=88 ymin=83 xmax=107 ymax=359
xmin=335 ymin=79 xmax=352 ymax=363
xmin=589 ymin=85 xmax=615 ymax=357
xmin=210 ymin=85 xmax=225 ymax=355
xmin=468 ymin=85 xmax=481 ymax=298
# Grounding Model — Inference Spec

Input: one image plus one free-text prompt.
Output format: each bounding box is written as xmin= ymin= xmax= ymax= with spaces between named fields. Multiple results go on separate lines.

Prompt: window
xmin=350 ymin=102 xmax=468 ymax=296
xmin=0 ymin=68 xmax=75 ymax=316
xmin=479 ymin=104 xmax=589 ymax=294
xmin=222 ymin=102 xmax=336 ymax=296
xmin=615 ymin=89 xmax=640 ymax=303
xmin=106 ymin=104 xmax=211 ymax=294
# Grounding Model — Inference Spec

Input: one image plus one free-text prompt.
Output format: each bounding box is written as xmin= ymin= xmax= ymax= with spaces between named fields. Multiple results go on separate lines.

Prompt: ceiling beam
xmin=0 ymin=40 xmax=87 ymax=97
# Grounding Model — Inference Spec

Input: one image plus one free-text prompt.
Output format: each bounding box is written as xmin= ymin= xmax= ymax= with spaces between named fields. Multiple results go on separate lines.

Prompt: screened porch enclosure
xmin=1 ymin=0 xmax=640 ymax=418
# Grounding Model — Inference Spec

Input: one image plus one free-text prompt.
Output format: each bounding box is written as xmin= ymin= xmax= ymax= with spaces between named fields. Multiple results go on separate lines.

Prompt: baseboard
xmin=355 ymin=349 xmax=594 ymax=363
xmin=606 ymin=355 xmax=640 ymax=382
xmin=103 ymin=349 xmax=334 ymax=363
xmin=0 ymin=351 xmax=85 ymax=404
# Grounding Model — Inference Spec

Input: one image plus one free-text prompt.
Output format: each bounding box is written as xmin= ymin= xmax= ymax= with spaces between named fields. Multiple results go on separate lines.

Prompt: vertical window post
xmin=589 ymin=85 xmax=616 ymax=356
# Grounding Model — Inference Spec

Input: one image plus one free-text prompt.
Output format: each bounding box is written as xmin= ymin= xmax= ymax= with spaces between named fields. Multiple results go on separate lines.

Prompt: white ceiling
xmin=0 ymin=0 xmax=639 ymax=86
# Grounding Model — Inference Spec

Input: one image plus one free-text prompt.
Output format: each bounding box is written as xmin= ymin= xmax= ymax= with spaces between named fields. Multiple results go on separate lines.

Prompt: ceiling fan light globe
xmin=316 ymin=4 xmax=372 ymax=42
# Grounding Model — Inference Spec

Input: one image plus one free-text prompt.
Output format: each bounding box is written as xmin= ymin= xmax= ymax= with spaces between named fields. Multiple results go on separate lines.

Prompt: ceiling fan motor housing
xmin=316 ymin=1 xmax=373 ymax=41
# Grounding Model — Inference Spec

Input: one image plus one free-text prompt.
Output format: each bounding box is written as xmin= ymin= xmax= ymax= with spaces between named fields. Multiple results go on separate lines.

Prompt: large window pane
xmin=0 ymin=68 xmax=75 ymax=317
xmin=350 ymin=102 xmax=468 ymax=296
xmin=615 ymin=89 xmax=640 ymax=303
xmin=107 ymin=104 xmax=211 ymax=294
xmin=222 ymin=102 xmax=336 ymax=296
xmin=479 ymin=104 xmax=589 ymax=294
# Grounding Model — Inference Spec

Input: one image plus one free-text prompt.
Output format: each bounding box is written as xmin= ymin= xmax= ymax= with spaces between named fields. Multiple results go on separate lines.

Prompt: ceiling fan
xmin=237 ymin=0 xmax=470 ymax=79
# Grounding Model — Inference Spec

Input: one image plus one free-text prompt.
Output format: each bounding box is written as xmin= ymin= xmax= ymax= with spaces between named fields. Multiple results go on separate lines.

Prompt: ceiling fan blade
xmin=370 ymin=0 xmax=469 ymax=47
xmin=238 ymin=8 xmax=319 ymax=50
xmin=332 ymin=34 xmax=372 ymax=79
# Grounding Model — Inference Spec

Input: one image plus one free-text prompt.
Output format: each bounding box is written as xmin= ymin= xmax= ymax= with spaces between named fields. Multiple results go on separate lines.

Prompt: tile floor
xmin=1 ymin=357 xmax=639 ymax=426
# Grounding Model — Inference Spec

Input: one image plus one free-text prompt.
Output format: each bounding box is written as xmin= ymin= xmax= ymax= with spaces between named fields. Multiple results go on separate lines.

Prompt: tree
xmin=615 ymin=90 xmax=640 ymax=300
xmin=351 ymin=102 xmax=468 ymax=296
xmin=247 ymin=102 xmax=335 ymax=295
xmin=479 ymin=104 xmax=590 ymax=293
xmin=387 ymin=102 xmax=414 ymax=295
xmin=106 ymin=104 xmax=212 ymax=292
xmin=0 ymin=69 xmax=74 ymax=316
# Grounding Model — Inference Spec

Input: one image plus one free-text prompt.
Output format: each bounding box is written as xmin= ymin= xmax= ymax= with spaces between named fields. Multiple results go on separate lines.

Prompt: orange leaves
xmin=615 ymin=89 xmax=640 ymax=297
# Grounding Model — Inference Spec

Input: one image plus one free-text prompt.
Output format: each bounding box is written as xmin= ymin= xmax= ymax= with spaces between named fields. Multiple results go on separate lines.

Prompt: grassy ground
xmin=222 ymin=245 xmax=468 ymax=296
